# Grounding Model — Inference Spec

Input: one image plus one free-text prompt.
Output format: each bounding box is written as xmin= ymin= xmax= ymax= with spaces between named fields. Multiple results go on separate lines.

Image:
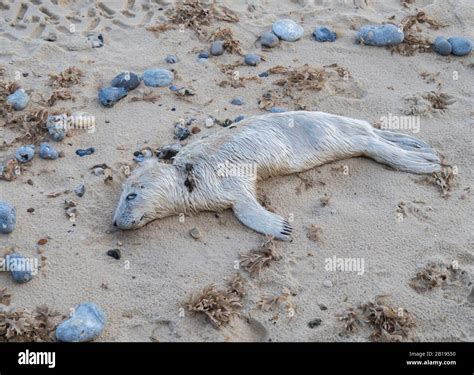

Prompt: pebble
xmin=7 ymin=88 xmax=29 ymax=111
xmin=260 ymin=31 xmax=279 ymax=48
xmin=142 ymin=68 xmax=174 ymax=87
xmin=210 ymin=40 xmax=225 ymax=56
xmin=165 ymin=54 xmax=178 ymax=63
xmin=87 ymin=33 xmax=104 ymax=48
xmin=15 ymin=145 xmax=35 ymax=163
xmin=44 ymin=32 xmax=57 ymax=42
xmin=156 ymin=143 xmax=182 ymax=159
xmin=46 ymin=114 xmax=68 ymax=141
xmin=308 ymin=318 xmax=322 ymax=328
xmin=106 ymin=249 xmax=121 ymax=260
xmin=39 ymin=143 xmax=59 ymax=160
xmin=75 ymin=183 xmax=86 ymax=197
xmin=76 ymin=147 xmax=95 ymax=157
xmin=174 ymin=123 xmax=190 ymax=141
xmin=205 ymin=117 xmax=215 ymax=128
xmin=234 ymin=115 xmax=245 ymax=122
xmin=272 ymin=19 xmax=304 ymax=42
xmin=447 ymin=36 xmax=472 ymax=56
xmin=133 ymin=148 xmax=153 ymax=163
xmin=7 ymin=253 xmax=34 ymax=283
xmin=244 ymin=53 xmax=261 ymax=66
xmin=356 ymin=24 xmax=404 ymax=46
xmin=189 ymin=227 xmax=202 ymax=239
xmin=269 ymin=107 xmax=287 ymax=113
xmin=313 ymin=26 xmax=337 ymax=42
xmin=258 ymin=71 xmax=269 ymax=78
xmin=0 ymin=201 xmax=16 ymax=234
xmin=98 ymin=87 xmax=127 ymax=107
xmin=55 ymin=303 xmax=106 ymax=342
xmin=111 ymin=72 xmax=141 ymax=91
xmin=323 ymin=280 xmax=333 ymax=288
xmin=433 ymin=36 xmax=452 ymax=56
xmin=231 ymin=96 xmax=244 ymax=106
xmin=198 ymin=51 xmax=209 ymax=59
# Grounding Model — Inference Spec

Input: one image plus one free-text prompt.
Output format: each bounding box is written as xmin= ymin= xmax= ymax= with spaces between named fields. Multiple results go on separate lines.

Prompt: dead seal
xmin=113 ymin=111 xmax=440 ymax=240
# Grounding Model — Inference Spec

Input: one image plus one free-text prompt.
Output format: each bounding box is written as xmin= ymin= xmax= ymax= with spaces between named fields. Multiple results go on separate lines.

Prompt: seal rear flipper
xmin=232 ymin=197 xmax=293 ymax=241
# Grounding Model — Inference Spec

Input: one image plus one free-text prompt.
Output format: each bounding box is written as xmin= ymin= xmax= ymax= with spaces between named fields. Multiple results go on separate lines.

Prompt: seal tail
xmin=363 ymin=131 xmax=441 ymax=174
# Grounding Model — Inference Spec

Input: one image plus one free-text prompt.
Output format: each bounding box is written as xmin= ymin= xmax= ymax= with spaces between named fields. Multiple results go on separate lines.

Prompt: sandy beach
xmin=0 ymin=0 xmax=473 ymax=342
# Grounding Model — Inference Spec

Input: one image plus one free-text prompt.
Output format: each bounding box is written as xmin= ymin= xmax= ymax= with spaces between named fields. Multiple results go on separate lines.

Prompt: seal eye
xmin=126 ymin=193 xmax=137 ymax=201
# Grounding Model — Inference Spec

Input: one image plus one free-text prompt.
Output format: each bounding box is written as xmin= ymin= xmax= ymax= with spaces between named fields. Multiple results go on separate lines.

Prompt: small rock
xmin=98 ymin=87 xmax=127 ymax=107
xmin=272 ymin=19 xmax=304 ymax=42
xmin=205 ymin=117 xmax=215 ymax=128
xmin=313 ymin=26 xmax=337 ymax=42
xmin=269 ymin=107 xmax=287 ymax=113
xmin=0 ymin=201 xmax=16 ymax=234
xmin=258 ymin=71 xmax=269 ymax=78
xmin=210 ymin=40 xmax=225 ymax=56
xmin=169 ymin=85 xmax=178 ymax=91
xmin=190 ymin=227 xmax=202 ymax=239
xmin=76 ymin=147 xmax=95 ymax=157
xmin=15 ymin=145 xmax=35 ymax=163
xmin=447 ymin=36 xmax=472 ymax=56
xmin=111 ymin=72 xmax=141 ymax=91
xmin=244 ymin=53 xmax=261 ymax=66
xmin=87 ymin=33 xmax=104 ymax=48
xmin=174 ymin=123 xmax=190 ymax=141
xmin=7 ymin=88 xmax=29 ymax=111
xmin=46 ymin=114 xmax=68 ymax=141
xmin=106 ymin=249 xmax=121 ymax=260
xmin=156 ymin=143 xmax=182 ymax=159
xmin=142 ymin=68 xmax=174 ymax=87
xmin=165 ymin=54 xmax=178 ymax=63
xmin=234 ymin=115 xmax=245 ymax=122
xmin=133 ymin=148 xmax=153 ymax=163
xmin=7 ymin=253 xmax=34 ymax=283
xmin=356 ymin=24 xmax=404 ymax=46
xmin=231 ymin=96 xmax=244 ymax=106
xmin=433 ymin=36 xmax=452 ymax=56
xmin=44 ymin=32 xmax=57 ymax=42
xmin=75 ymin=183 xmax=85 ymax=197
xmin=260 ymin=31 xmax=279 ymax=48
xmin=323 ymin=280 xmax=333 ymax=288
xmin=39 ymin=143 xmax=59 ymax=160
xmin=198 ymin=51 xmax=209 ymax=59
xmin=55 ymin=303 xmax=106 ymax=342
xmin=308 ymin=318 xmax=322 ymax=328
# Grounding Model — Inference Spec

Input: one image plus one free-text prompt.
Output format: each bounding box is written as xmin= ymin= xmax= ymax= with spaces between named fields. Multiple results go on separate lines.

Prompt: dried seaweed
xmin=240 ymin=236 xmax=281 ymax=277
xmin=168 ymin=0 xmax=238 ymax=37
xmin=409 ymin=263 xmax=448 ymax=292
xmin=390 ymin=11 xmax=448 ymax=56
xmin=295 ymin=173 xmax=315 ymax=194
xmin=271 ymin=64 xmax=326 ymax=97
xmin=209 ymin=27 xmax=242 ymax=55
xmin=0 ymin=303 xmax=64 ymax=342
xmin=145 ymin=23 xmax=177 ymax=33
xmin=227 ymin=273 xmax=246 ymax=298
xmin=423 ymin=91 xmax=455 ymax=111
xmin=339 ymin=296 xmax=416 ymax=341
xmin=422 ymin=166 xmax=455 ymax=198
xmin=0 ymin=79 xmax=20 ymax=116
xmin=187 ymin=282 xmax=243 ymax=328
xmin=306 ymin=224 xmax=323 ymax=243
xmin=257 ymin=288 xmax=294 ymax=316
xmin=42 ymin=89 xmax=73 ymax=106
xmin=0 ymin=289 xmax=11 ymax=306
xmin=218 ymin=62 xmax=260 ymax=88
xmin=361 ymin=297 xmax=416 ymax=342
xmin=129 ymin=91 xmax=161 ymax=103
xmin=48 ymin=66 xmax=83 ymax=88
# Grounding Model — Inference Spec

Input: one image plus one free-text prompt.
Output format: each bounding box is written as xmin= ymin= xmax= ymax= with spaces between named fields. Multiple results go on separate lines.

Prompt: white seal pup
xmin=113 ymin=111 xmax=440 ymax=240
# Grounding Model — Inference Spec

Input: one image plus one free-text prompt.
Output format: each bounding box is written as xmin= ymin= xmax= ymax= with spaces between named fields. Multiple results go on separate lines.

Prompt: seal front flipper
xmin=232 ymin=197 xmax=293 ymax=241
